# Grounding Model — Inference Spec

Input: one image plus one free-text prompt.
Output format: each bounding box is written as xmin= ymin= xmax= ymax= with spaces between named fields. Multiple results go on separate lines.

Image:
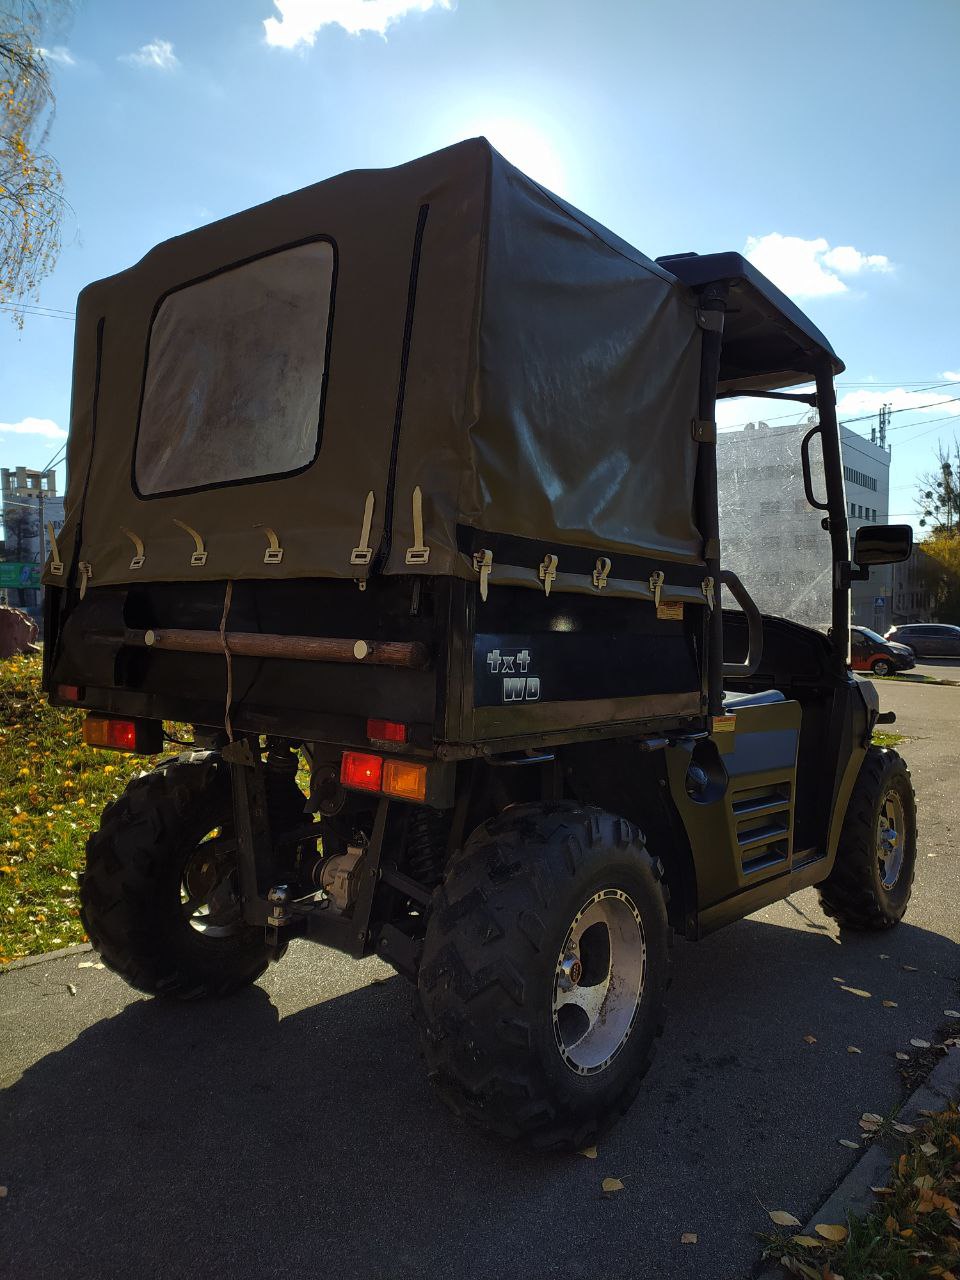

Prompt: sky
xmin=2 ymin=0 xmax=958 ymax=532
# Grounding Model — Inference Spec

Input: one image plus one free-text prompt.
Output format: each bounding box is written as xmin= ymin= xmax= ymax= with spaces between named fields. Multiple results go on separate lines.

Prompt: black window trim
xmin=130 ymin=233 xmax=339 ymax=502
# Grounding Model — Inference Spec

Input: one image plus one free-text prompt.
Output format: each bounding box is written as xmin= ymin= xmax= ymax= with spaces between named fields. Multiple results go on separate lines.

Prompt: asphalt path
xmin=2 ymin=679 xmax=958 ymax=1280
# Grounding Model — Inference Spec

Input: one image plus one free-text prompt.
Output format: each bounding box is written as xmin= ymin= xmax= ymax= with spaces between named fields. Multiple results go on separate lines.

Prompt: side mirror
xmin=853 ymin=523 xmax=913 ymax=567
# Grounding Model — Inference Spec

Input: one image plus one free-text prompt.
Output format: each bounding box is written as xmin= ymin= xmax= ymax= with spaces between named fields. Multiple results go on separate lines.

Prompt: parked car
xmin=850 ymin=626 xmax=915 ymax=677
xmin=885 ymin=623 xmax=960 ymax=657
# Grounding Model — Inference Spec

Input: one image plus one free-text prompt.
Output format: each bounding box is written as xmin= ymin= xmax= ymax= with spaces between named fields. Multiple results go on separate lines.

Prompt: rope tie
xmin=218 ymin=580 xmax=234 ymax=741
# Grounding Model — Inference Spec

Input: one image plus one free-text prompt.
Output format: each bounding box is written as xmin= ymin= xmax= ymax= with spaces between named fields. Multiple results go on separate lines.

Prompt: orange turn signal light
xmin=382 ymin=759 xmax=428 ymax=803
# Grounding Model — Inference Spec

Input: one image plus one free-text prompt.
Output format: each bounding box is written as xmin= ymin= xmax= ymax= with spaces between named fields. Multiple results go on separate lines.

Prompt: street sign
xmin=0 ymin=562 xmax=41 ymax=589
xmin=874 ymin=596 xmax=885 ymax=608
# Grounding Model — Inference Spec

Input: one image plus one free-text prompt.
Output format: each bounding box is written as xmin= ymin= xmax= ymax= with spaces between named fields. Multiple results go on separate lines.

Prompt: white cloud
xmin=0 ymin=417 xmax=67 ymax=439
xmin=836 ymin=388 xmax=960 ymax=420
xmin=39 ymin=46 xmax=76 ymax=67
xmin=120 ymin=39 xmax=180 ymax=71
xmin=264 ymin=0 xmax=453 ymax=46
xmin=941 ymin=370 xmax=960 ymax=382
xmin=744 ymin=232 xmax=893 ymax=300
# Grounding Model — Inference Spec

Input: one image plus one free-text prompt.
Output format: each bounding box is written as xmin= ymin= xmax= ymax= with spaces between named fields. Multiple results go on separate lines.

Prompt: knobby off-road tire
xmin=417 ymin=804 xmax=671 ymax=1151
xmin=80 ymin=752 xmax=271 ymax=998
xmin=817 ymin=746 xmax=917 ymax=930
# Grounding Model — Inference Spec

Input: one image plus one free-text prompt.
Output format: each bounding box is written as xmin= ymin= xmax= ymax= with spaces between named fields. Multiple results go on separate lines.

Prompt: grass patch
xmin=762 ymin=1103 xmax=960 ymax=1279
xmin=0 ymin=653 xmax=169 ymax=962
xmin=873 ymin=730 xmax=906 ymax=748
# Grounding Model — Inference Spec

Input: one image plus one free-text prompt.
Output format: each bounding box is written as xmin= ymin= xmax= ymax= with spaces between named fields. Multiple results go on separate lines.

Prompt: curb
xmin=0 ymin=942 xmax=92 ymax=973
xmin=890 ymin=674 xmax=960 ymax=687
xmin=757 ymin=1047 xmax=960 ymax=1279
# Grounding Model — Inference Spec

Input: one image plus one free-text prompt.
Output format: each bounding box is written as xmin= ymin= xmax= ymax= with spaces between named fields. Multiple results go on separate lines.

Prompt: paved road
xmin=2 ymin=681 xmax=958 ymax=1280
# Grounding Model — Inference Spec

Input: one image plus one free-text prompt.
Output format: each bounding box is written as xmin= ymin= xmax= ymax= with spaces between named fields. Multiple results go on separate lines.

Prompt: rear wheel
xmin=417 ymin=804 xmax=670 ymax=1151
xmin=817 ymin=747 xmax=917 ymax=930
xmin=80 ymin=752 xmax=276 ymax=997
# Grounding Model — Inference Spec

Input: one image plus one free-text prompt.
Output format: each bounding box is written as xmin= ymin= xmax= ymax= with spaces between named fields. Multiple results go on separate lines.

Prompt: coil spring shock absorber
xmin=404 ymin=806 xmax=451 ymax=889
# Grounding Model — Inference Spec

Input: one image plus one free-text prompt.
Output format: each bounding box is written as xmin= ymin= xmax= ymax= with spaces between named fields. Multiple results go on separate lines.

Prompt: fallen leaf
xmin=680 ymin=1232 xmax=697 ymax=1244
xmin=914 ymin=1175 xmax=935 ymax=1190
xmin=902 ymin=964 xmax=919 ymax=971
xmin=898 ymin=1154 xmax=909 ymax=1176
xmin=896 ymin=1052 xmax=911 ymax=1061
xmin=847 ymin=1045 xmax=862 ymax=1054
xmin=832 ymin=977 xmax=846 ymax=983
xmin=769 ymin=1209 xmax=802 ymax=1227
xmin=792 ymin=1235 xmax=823 ymax=1248
xmin=879 ymin=953 xmax=890 ymax=958
xmin=838 ymin=1139 xmax=860 ymax=1149
xmin=883 ymin=1000 xmax=899 ymax=1008
xmin=920 ymin=1141 xmax=938 ymax=1157
xmin=803 ymin=1035 xmax=817 ymax=1045
xmin=815 ymin=1223 xmax=849 ymax=1242
xmin=601 ymin=1177 xmax=624 ymax=1193
xmin=885 ymin=1214 xmax=899 ymax=1232
xmin=862 ymin=1112 xmax=883 ymax=1122
xmin=871 ymin=1185 xmax=893 ymax=1195
xmin=911 ymin=1039 xmax=932 ymax=1048
xmin=901 ymin=1227 xmax=914 ymax=1238
xmin=893 ymin=1122 xmax=917 ymax=1134
xmin=841 ymin=986 xmax=872 ymax=998
xmin=0 ymin=1186 xmax=6 ymax=1197
xmin=578 ymin=1146 xmax=598 ymax=1160
xmin=944 ymin=1010 xmax=960 ymax=1019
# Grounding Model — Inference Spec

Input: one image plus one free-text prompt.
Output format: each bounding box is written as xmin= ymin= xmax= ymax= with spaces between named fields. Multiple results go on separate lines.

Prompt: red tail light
xmin=366 ymin=718 xmax=408 ymax=744
xmin=340 ymin=751 xmax=383 ymax=792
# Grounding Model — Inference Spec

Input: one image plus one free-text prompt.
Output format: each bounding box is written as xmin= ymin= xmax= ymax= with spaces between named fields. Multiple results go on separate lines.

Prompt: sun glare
xmin=467 ymin=116 xmax=568 ymax=196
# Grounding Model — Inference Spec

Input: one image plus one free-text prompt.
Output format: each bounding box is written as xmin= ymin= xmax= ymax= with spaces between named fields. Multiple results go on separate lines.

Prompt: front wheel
xmin=871 ymin=658 xmax=893 ymax=677
xmin=417 ymin=805 xmax=670 ymax=1151
xmin=817 ymin=747 xmax=917 ymax=930
xmin=80 ymin=752 xmax=275 ymax=997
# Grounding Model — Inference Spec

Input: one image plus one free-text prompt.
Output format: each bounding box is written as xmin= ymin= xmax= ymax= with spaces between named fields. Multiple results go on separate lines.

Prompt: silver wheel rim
xmin=552 ymin=889 xmax=646 ymax=1075
xmin=877 ymin=790 xmax=906 ymax=890
xmin=874 ymin=661 xmax=890 ymax=677
xmin=180 ymin=831 xmax=244 ymax=937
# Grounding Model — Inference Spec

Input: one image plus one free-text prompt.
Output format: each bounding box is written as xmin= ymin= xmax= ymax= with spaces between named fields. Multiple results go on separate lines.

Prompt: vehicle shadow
xmin=1 ymin=908 xmax=957 ymax=1280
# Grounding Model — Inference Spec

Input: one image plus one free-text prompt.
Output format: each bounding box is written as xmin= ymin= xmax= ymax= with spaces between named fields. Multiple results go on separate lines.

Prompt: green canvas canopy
xmin=49 ymin=138 xmax=708 ymax=602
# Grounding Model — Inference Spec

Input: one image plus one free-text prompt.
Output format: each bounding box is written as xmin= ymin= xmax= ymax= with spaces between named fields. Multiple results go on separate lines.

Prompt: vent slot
xmin=732 ymin=781 xmax=792 ymax=874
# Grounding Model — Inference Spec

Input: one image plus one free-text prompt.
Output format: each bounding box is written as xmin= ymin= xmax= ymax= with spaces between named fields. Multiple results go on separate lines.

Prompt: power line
xmin=0 ymin=301 xmax=76 ymax=319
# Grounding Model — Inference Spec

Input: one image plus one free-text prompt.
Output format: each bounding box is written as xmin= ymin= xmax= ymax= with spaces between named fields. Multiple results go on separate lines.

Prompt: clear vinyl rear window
xmin=134 ymin=239 xmax=335 ymax=496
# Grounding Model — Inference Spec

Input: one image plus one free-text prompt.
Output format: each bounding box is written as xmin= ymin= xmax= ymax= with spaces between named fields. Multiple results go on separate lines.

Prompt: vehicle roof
xmin=656 ymin=251 xmax=845 ymax=394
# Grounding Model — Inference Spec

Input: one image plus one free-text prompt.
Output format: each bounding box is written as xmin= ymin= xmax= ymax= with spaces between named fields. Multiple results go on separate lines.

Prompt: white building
xmin=840 ymin=427 xmax=891 ymax=631
xmin=716 ymin=418 xmax=892 ymax=632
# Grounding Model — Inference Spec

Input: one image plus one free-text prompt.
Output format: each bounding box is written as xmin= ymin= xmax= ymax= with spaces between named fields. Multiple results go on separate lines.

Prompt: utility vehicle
xmin=43 ymin=139 xmax=916 ymax=1150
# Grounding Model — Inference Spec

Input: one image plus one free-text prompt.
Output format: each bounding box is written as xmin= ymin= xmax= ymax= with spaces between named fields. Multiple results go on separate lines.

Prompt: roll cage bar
xmin=656 ymin=252 xmax=853 ymax=715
